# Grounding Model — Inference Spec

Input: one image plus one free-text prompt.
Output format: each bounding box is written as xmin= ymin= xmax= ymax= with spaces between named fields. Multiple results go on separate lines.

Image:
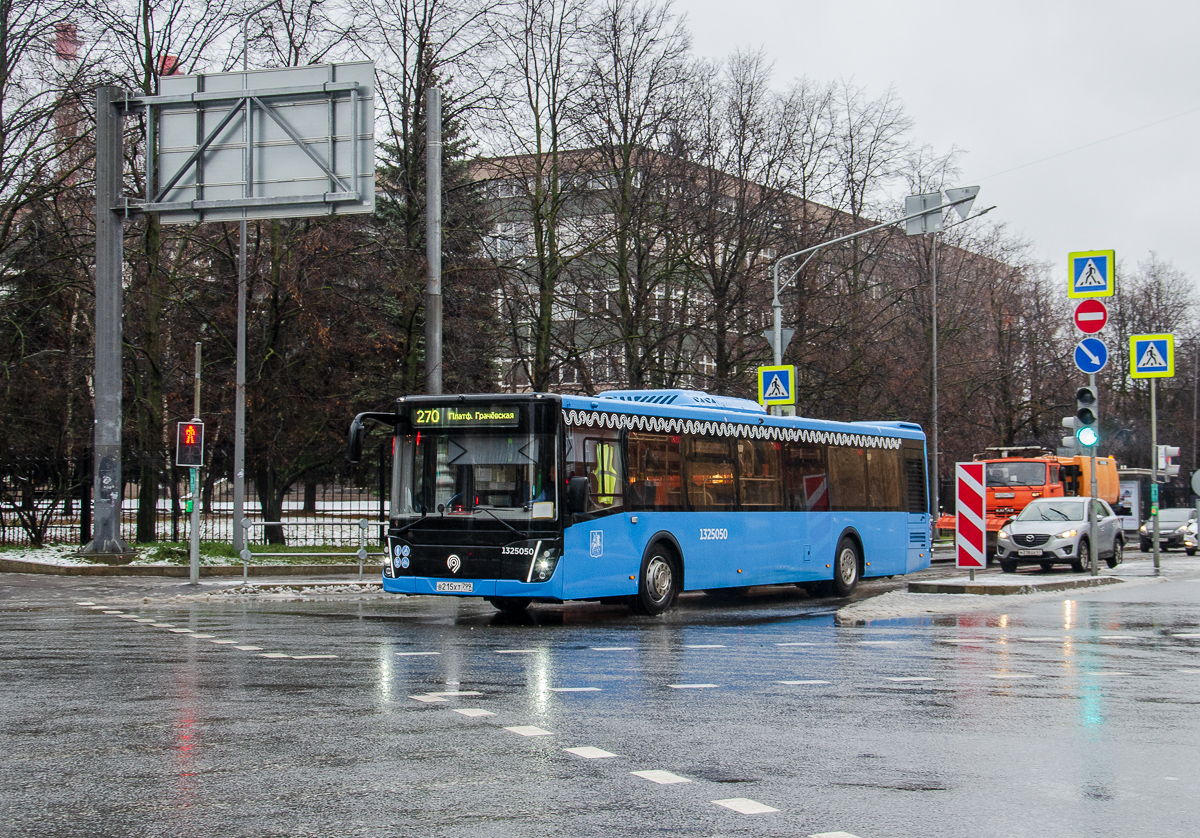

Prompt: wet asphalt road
xmin=3 ymin=556 xmax=1200 ymax=838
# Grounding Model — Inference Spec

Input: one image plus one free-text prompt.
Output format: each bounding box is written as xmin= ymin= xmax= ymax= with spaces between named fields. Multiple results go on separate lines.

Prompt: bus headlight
xmin=530 ymin=550 xmax=560 ymax=583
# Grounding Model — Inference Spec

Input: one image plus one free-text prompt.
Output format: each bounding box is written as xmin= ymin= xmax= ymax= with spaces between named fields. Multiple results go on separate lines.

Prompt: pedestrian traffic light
xmin=175 ymin=420 xmax=205 ymax=468
xmin=1075 ymin=386 xmax=1099 ymax=447
xmin=1157 ymin=445 xmax=1181 ymax=480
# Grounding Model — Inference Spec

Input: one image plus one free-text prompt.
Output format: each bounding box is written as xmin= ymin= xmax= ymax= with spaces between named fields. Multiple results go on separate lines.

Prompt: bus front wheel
xmin=487 ymin=596 xmax=532 ymax=613
xmin=832 ymin=536 xmax=861 ymax=597
xmin=633 ymin=545 xmax=680 ymax=616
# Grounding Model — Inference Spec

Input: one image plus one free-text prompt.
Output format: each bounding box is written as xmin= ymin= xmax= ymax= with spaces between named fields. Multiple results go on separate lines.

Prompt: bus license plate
xmin=1017 ymin=549 xmax=1043 ymax=557
xmin=436 ymin=581 xmax=473 ymax=593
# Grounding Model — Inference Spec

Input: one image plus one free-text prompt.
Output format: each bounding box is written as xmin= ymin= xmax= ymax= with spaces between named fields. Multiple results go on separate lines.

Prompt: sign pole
xmin=1088 ymin=371 xmax=1099 ymax=576
xmin=425 ymin=87 xmax=443 ymax=394
xmin=1152 ymin=379 xmax=1160 ymax=570
xmin=190 ymin=342 xmax=202 ymax=584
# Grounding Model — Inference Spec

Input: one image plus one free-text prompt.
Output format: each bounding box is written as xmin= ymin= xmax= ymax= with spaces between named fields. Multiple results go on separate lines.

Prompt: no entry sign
xmin=955 ymin=462 xmax=987 ymax=569
xmin=1073 ymin=298 xmax=1108 ymax=334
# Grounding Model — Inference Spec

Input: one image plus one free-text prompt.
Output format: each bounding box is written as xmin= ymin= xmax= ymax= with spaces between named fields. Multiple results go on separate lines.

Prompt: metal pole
xmin=1088 ymin=371 xmax=1098 ymax=576
xmin=931 ymin=234 xmax=939 ymax=523
xmin=82 ymin=86 xmax=133 ymax=558
xmin=189 ymin=343 xmax=202 ymax=583
xmin=1152 ymin=379 xmax=1160 ymax=570
xmin=233 ymin=3 xmax=270 ymax=553
xmin=425 ymin=88 xmax=443 ymax=394
xmin=1193 ymin=342 xmax=1197 ymax=473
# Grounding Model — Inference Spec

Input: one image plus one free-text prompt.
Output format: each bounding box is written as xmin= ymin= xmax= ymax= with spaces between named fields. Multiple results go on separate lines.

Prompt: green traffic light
xmin=1076 ymin=426 xmax=1099 ymax=447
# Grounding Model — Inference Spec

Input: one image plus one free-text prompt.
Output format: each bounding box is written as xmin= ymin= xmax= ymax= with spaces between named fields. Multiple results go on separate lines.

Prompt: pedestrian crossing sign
xmin=1068 ymin=249 xmax=1115 ymax=298
xmin=1130 ymin=334 xmax=1174 ymax=378
xmin=757 ymin=365 xmax=795 ymax=406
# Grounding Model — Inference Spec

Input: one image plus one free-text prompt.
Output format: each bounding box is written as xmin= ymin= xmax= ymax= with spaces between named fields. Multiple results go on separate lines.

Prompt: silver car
xmin=996 ymin=497 xmax=1124 ymax=573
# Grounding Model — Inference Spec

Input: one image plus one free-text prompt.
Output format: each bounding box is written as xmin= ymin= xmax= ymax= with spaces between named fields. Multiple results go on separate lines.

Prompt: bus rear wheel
xmin=633 ymin=545 xmax=680 ymax=616
xmin=832 ymin=536 xmax=861 ymax=597
xmin=487 ymin=596 xmax=532 ymax=613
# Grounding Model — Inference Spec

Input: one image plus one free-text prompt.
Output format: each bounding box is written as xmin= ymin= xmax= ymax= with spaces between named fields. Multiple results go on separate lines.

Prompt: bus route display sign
xmin=411 ymin=405 xmax=520 ymax=428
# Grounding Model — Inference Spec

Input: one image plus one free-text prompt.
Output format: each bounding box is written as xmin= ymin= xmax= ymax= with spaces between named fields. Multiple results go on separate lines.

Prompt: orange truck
xmin=935 ymin=447 xmax=1120 ymax=554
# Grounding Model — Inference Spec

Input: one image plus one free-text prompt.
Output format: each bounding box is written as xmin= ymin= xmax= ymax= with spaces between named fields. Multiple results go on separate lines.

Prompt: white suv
xmin=996 ymin=497 xmax=1123 ymax=573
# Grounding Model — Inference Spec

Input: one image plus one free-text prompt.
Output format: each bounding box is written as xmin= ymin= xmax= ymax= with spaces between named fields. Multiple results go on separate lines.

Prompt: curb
xmin=907 ymin=575 xmax=1124 ymax=595
xmin=0 ymin=557 xmax=384 ymax=578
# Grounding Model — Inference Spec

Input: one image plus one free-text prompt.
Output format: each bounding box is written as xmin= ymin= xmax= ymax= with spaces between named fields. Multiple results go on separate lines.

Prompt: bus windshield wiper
xmin=392 ymin=513 xmax=430 ymax=536
xmin=474 ymin=506 xmax=522 ymax=535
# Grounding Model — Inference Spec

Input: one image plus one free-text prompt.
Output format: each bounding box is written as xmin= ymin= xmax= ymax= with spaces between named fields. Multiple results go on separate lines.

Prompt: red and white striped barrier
xmin=955 ymin=462 xmax=987 ymax=569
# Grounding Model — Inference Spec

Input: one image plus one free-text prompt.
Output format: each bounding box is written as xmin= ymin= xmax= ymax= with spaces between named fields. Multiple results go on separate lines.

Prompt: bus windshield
xmin=396 ymin=428 xmax=557 ymax=520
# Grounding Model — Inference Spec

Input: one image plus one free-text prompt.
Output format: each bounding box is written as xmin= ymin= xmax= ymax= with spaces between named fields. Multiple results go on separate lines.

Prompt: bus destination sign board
xmin=411 ymin=405 xmax=520 ymax=428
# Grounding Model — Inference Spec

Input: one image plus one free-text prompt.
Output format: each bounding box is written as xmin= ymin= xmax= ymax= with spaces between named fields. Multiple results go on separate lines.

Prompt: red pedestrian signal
xmin=176 ymin=421 xmax=205 ymax=467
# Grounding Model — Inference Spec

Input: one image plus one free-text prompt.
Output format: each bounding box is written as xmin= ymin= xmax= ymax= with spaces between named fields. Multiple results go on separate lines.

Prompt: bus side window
xmin=627 ymin=432 xmax=684 ymax=511
xmin=783 ymin=443 xmax=828 ymax=511
xmin=828 ymin=447 xmax=868 ymax=511
xmin=866 ymin=448 xmax=901 ymax=511
xmin=737 ymin=438 xmax=782 ymax=509
xmin=584 ymin=437 xmax=624 ymax=511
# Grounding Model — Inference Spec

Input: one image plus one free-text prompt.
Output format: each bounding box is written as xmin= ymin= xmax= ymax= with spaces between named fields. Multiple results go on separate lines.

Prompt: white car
xmin=996 ymin=497 xmax=1123 ymax=573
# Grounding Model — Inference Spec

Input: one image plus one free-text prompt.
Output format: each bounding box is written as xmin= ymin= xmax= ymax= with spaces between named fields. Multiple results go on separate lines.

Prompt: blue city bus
xmin=346 ymin=390 xmax=930 ymax=615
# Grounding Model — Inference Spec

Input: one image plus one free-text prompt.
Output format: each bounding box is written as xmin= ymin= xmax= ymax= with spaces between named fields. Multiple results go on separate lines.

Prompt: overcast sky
xmin=677 ymin=0 xmax=1200 ymax=292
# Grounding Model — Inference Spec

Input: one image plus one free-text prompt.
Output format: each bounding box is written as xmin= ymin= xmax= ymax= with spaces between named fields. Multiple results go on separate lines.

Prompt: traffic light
xmin=1157 ymin=445 xmax=1181 ymax=480
xmin=1075 ymin=386 xmax=1099 ymax=448
xmin=175 ymin=420 xmax=205 ymax=468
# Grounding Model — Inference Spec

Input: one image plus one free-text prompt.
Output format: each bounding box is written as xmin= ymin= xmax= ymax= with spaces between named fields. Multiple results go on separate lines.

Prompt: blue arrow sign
xmin=1074 ymin=337 xmax=1109 ymax=374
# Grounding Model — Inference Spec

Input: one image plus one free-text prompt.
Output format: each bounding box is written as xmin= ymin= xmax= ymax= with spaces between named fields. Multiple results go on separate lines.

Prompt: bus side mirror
xmin=567 ymin=476 xmax=589 ymax=514
xmin=346 ymin=417 xmax=365 ymax=464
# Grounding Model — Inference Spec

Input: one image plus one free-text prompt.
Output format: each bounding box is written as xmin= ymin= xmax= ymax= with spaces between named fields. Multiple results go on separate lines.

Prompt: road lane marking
xmin=987 ymin=673 xmax=1036 ymax=679
xmin=234 ymin=645 xmax=263 ymax=651
xmin=776 ymin=642 xmax=815 ymax=646
xmin=565 ymin=747 xmax=616 ymax=759
xmin=132 ymin=618 xmax=156 ymax=623
xmin=452 ymin=708 xmax=495 ymax=717
xmin=1023 ymin=637 xmax=1065 ymax=642
xmin=150 ymin=623 xmax=174 ymax=628
xmin=505 ymin=725 xmax=552 ymax=737
xmin=1099 ymin=635 xmax=1136 ymax=640
xmin=209 ymin=639 xmax=238 ymax=645
xmin=667 ymin=684 xmax=719 ymax=689
xmin=632 ymin=770 xmax=690 ymax=785
xmin=684 ymin=644 xmax=727 ymax=649
xmin=1171 ymin=633 xmax=1200 ymax=638
xmin=426 ymin=690 xmax=482 ymax=697
xmin=396 ymin=651 xmax=440 ymax=656
xmin=102 ymin=611 xmax=122 ymax=615
xmin=1094 ymin=671 xmax=1131 ymax=675
xmin=188 ymin=634 xmax=215 ymax=639
xmin=117 ymin=615 xmax=139 ymax=619
xmin=168 ymin=628 xmax=195 ymax=634
xmin=885 ymin=677 xmax=936 ymax=682
xmin=1175 ymin=668 xmax=1200 ymax=674
xmin=859 ymin=640 xmax=900 ymax=645
xmin=76 ymin=602 xmax=96 ymax=606
xmin=292 ymin=655 xmax=337 ymax=660
xmin=779 ymin=680 xmax=830 ymax=685
xmin=712 ymin=797 xmax=778 ymax=814
xmin=938 ymin=639 xmax=988 ymax=644
xmin=409 ymin=695 xmax=448 ymax=703
xmin=495 ymin=649 xmax=537 ymax=654
xmin=259 ymin=653 xmax=291 ymax=659
xmin=810 ymin=832 xmax=865 ymax=838
xmin=591 ymin=646 xmax=634 ymax=651
xmin=550 ymin=687 xmax=602 ymax=692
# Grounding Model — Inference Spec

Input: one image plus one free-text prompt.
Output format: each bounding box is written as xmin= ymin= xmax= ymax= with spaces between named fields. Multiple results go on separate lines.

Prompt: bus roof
xmin=563 ymin=390 xmax=925 ymax=443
